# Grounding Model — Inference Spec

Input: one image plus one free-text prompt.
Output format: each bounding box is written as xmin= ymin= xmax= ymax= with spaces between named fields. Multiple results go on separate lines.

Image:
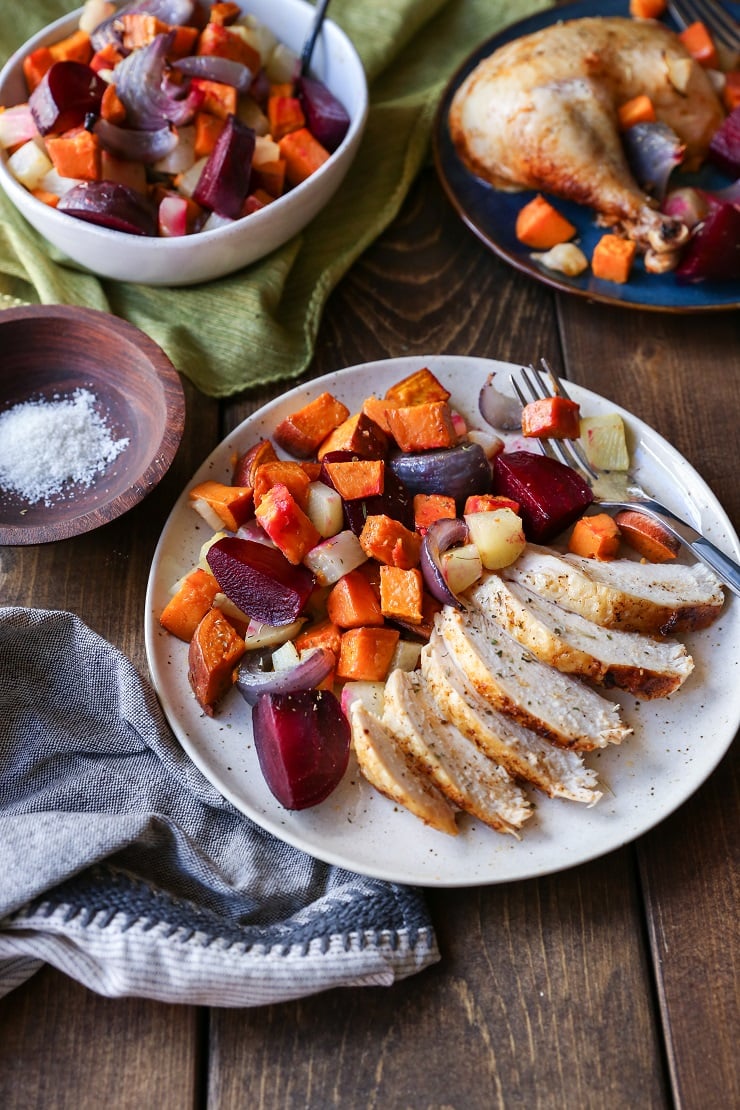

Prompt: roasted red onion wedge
xmin=206 ymin=537 xmax=315 ymax=625
xmin=420 ymin=518 xmax=469 ymax=609
xmin=115 ymin=32 xmax=199 ymax=129
xmin=389 ymin=442 xmax=491 ymax=505
xmin=94 ymin=118 xmax=178 ymax=164
xmin=252 ymin=689 xmax=351 ymax=810
xmin=236 ymin=647 xmax=335 ymax=706
xmin=174 ymin=55 xmax=253 ymax=92
xmin=478 ymin=372 xmax=522 ymax=431
xmin=493 ymin=450 xmax=593 ymax=543
xmin=29 ymin=61 xmax=105 ymax=136
xmin=57 ymin=182 xmax=158 ymax=235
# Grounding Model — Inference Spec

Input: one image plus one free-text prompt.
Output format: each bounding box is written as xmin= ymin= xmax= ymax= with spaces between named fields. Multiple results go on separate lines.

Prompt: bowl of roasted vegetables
xmin=0 ymin=0 xmax=368 ymax=285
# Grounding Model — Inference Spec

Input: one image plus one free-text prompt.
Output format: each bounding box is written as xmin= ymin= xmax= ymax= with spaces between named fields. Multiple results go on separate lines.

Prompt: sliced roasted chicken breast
xmin=468 ymin=573 xmax=694 ymax=698
xmin=383 ymin=668 xmax=532 ymax=836
xmin=422 ymin=630 xmax=603 ymax=805
xmin=505 ymin=546 xmax=724 ymax=635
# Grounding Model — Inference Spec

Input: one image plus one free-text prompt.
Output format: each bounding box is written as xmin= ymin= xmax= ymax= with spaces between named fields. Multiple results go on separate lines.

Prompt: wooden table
xmin=1 ymin=167 xmax=738 ymax=1109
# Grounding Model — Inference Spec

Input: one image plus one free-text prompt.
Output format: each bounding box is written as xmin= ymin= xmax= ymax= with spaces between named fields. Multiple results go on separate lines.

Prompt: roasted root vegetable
xmin=493 ymin=451 xmax=594 ymax=543
xmin=336 ymin=626 xmax=401 ymax=682
xmin=591 ymin=234 xmax=637 ymax=284
xmin=359 ymin=514 xmax=422 ymax=569
xmin=678 ymin=21 xmax=718 ymax=68
xmin=617 ymin=94 xmax=656 ymax=130
xmin=326 ymin=568 xmax=384 ymax=628
xmin=317 ymin=412 xmax=389 ymax=460
xmin=189 ymin=480 xmax=254 ymax=532
xmin=206 ymin=537 xmax=315 ymax=625
xmin=273 ymin=392 xmax=350 ymax=459
xmin=521 ymin=396 xmax=581 ymax=439
xmin=379 ymin=565 xmax=424 ymax=623
xmin=254 ymin=482 xmax=320 ymax=564
xmin=385 ymin=402 xmax=458 ymax=452
xmin=568 ymin=513 xmax=622 ymax=560
xmin=383 ymin=368 xmax=450 ymax=406
xmin=322 ymin=459 xmax=385 ymax=500
xmin=515 ymin=194 xmax=577 ymax=248
xmin=579 ymin=414 xmax=630 ymax=471
xmin=614 ymin=509 xmax=680 ymax=562
xmin=188 ymin=606 xmax=246 ymax=715
xmin=160 ymin=568 xmax=219 ymax=642
xmin=413 ymin=493 xmax=457 ymax=534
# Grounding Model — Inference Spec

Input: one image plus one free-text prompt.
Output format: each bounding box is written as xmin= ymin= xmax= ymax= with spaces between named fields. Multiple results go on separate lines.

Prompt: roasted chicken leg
xmin=449 ymin=17 xmax=725 ymax=256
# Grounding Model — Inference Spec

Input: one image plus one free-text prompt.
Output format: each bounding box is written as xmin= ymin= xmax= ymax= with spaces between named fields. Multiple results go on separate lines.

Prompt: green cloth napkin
xmin=0 ymin=0 xmax=550 ymax=397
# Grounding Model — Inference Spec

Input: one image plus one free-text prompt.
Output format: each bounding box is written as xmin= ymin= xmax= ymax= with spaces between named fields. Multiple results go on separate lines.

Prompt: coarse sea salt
xmin=0 ymin=388 xmax=129 ymax=506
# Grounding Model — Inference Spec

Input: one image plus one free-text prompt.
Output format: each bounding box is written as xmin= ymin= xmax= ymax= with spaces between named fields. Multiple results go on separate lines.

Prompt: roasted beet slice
xmin=57 ymin=182 xmax=158 ymax=236
xmin=252 ymin=689 xmax=351 ymax=809
xmin=675 ymin=202 xmax=740 ymax=283
xmin=493 ymin=450 xmax=593 ymax=543
xmin=29 ymin=61 xmax=105 ymax=136
xmin=193 ymin=113 xmax=255 ymax=218
xmin=206 ymin=537 xmax=314 ymax=625
xmin=296 ymin=75 xmax=350 ymax=153
xmin=708 ymin=106 xmax=740 ymax=178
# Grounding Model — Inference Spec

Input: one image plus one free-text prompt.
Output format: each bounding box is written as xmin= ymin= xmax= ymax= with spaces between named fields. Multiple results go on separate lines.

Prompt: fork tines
xmin=511 ymin=360 xmax=599 ymax=484
xmin=667 ymin=0 xmax=740 ymax=52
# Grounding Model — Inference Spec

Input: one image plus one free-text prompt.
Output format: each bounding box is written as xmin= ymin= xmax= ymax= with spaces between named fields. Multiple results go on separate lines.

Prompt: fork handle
xmin=600 ymin=499 xmax=740 ymax=599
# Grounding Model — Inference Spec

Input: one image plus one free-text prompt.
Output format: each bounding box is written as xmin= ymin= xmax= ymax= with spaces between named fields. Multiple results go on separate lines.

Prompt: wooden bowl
xmin=0 ymin=305 xmax=185 ymax=545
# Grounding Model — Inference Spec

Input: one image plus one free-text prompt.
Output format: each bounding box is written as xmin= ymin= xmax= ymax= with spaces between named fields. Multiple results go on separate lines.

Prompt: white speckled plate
xmin=144 ymin=356 xmax=740 ymax=886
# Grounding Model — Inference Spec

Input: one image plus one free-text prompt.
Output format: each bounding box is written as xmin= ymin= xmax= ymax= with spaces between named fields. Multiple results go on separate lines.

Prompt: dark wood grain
xmin=1 ymin=165 xmax=737 ymax=1110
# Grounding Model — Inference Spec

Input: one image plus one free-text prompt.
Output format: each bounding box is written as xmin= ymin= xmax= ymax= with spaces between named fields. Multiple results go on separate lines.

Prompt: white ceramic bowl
xmin=0 ymin=0 xmax=368 ymax=286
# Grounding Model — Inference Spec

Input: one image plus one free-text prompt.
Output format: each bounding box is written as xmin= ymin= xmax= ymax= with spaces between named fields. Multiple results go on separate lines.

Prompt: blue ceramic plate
xmin=433 ymin=0 xmax=740 ymax=312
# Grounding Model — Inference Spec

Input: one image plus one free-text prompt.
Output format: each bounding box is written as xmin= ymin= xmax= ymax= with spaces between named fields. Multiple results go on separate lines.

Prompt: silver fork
xmin=667 ymin=0 xmax=740 ymax=53
xmin=510 ymin=360 xmax=740 ymax=598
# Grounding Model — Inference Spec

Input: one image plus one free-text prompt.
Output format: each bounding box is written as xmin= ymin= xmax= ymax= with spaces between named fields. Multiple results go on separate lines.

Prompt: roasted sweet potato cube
xmin=379 ymin=565 xmax=424 ymax=623
xmin=327 ymin=569 xmax=384 ymax=629
xmin=295 ymin=617 xmax=343 ymax=657
xmin=385 ymin=401 xmax=458 ymax=452
xmin=383 ymin=367 xmax=451 ymax=406
xmin=322 ymin=459 xmax=385 ymax=500
xmin=160 ymin=568 xmax=219 ymax=642
xmin=197 ymin=21 xmax=261 ymax=71
xmin=336 ymin=626 xmax=400 ymax=682
xmin=273 ymin=392 xmax=350 ymax=458
xmin=254 ymin=482 xmax=320 ymax=564
xmin=521 ymin=397 xmax=581 ymax=439
xmin=190 ymin=78 xmax=238 ymax=119
xmin=252 ymin=460 xmax=311 ymax=510
xmin=317 ymin=411 xmax=389 ymax=460
xmin=360 ymin=397 xmax=401 ymax=436
xmin=464 ymin=493 xmax=520 ymax=515
xmin=359 ymin=514 xmax=421 ymax=569
xmin=46 ymin=128 xmax=101 ymax=181
xmin=188 ymin=607 xmax=246 ymax=715
xmin=267 ymin=94 xmax=305 ymax=140
xmin=188 ymin=480 xmax=254 ymax=532
xmin=413 ymin=493 xmax=457 ymax=534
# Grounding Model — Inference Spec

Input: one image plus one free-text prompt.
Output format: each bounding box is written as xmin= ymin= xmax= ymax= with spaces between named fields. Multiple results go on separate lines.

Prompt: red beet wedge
xmin=206 ymin=537 xmax=314 ymax=625
xmin=29 ymin=61 xmax=105 ymax=135
xmin=252 ymin=689 xmax=351 ymax=810
xmin=493 ymin=450 xmax=593 ymax=543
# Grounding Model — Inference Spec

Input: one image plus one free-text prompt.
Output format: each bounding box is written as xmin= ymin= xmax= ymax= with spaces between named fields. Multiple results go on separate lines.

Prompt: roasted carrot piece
xmin=267 ymin=94 xmax=305 ymax=140
xmin=568 ymin=514 xmax=622 ymax=560
xmin=46 ymin=128 xmax=101 ymax=181
xmin=254 ymin=482 xmax=320 ymax=565
xmin=326 ymin=569 xmax=384 ymax=628
xmin=591 ymin=234 xmax=637 ymax=283
xmin=679 ymin=21 xmax=718 ymax=67
xmin=188 ymin=480 xmax=254 ymax=532
xmin=209 ymin=1 xmax=242 ymax=25
xmin=515 ymin=194 xmax=577 ymax=248
xmin=379 ymin=565 xmax=424 ymax=623
xmin=188 ymin=607 xmax=246 ymax=715
xmin=295 ymin=617 xmax=343 ymax=657
xmin=23 ymin=47 xmax=54 ymax=92
xmin=521 ymin=396 xmax=581 ymax=439
xmin=168 ymin=25 xmax=200 ymax=58
xmin=413 ymin=493 xmax=457 ymax=534
xmin=49 ymin=29 xmax=93 ymax=65
xmin=198 ymin=22 xmax=261 ymax=71
xmin=31 ymin=188 xmax=60 ymax=207
xmin=385 ymin=401 xmax=458 ymax=452
xmin=323 ymin=459 xmax=385 ymax=500
xmin=90 ymin=42 xmax=124 ymax=75
xmin=336 ymin=626 xmax=400 ymax=682
xmin=614 ymin=510 xmax=680 ymax=562
xmin=317 ymin=411 xmax=389 ymax=460
xmin=251 ymin=159 xmax=286 ymax=198
xmin=361 ymin=397 xmax=402 ymax=436
xmin=629 ymin=0 xmax=666 ymax=18
xmin=252 ymin=460 xmax=311 ymax=510
xmin=617 ymin=94 xmax=656 ymax=130
xmin=359 ymin=515 xmax=422 ymax=569
xmin=101 ymin=83 xmax=126 ymax=125
xmin=384 ymin=368 xmax=451 ymax=406
xmin=160 ymin=568 xmax=220 ymax=641
xmin=273 ymin=392 xmax=350 ymax=458
xmin=194 ymin=111 xmax=226 ymax=157
xmin=190 ymin=78 xmax=238 ymax=119
xmin=464 ymin=493 xmax=520 ymax=515
xmin=723 ymin=72 xmax=740 ymax=112
xmin=278 ymin=127 xmax=330 ymax=186
xmin=121 ymin=13 xmax=169 ymax=50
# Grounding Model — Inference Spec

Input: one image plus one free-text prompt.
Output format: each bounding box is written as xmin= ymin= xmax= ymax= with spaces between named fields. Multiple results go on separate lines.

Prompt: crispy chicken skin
xmin=449 ymin=17 xmax=725 ymax=253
